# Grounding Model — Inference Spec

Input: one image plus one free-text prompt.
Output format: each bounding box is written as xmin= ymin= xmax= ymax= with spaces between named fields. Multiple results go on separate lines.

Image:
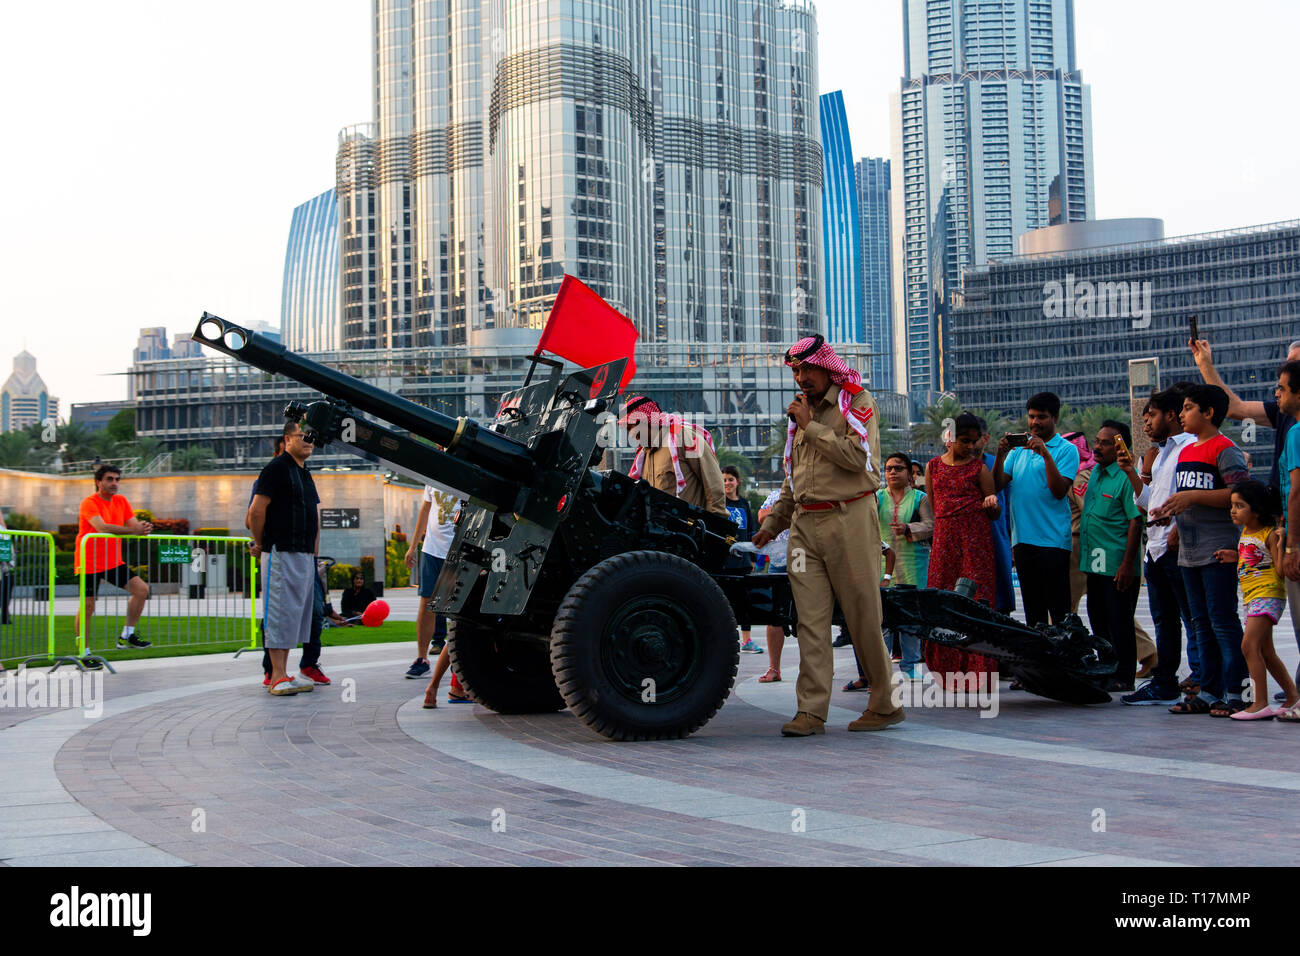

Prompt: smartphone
xmin=1006 ymin=433 xmax=1030 ymax=448
xmin=1189 ymin=314 xmax=1199 ymax=343
xmin=1114 ymin=434 xmax=1130 ymax=459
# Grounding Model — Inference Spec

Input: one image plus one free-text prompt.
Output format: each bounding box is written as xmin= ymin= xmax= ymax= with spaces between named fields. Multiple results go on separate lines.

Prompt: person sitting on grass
xmin=340 ymin=571 xmax=376 ymax=620
xmin=1213 ymin=481 xmax=1299 ymax=720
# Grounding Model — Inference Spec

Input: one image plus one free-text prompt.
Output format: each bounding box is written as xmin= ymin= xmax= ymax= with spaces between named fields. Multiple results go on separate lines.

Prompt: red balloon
xmin=361 ymin=599 xmax=390 ymax=627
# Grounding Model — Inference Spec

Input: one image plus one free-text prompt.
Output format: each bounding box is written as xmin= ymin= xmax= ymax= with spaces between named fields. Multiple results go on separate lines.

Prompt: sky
xmin=2 ymin=0 xmax=1297 ymax=412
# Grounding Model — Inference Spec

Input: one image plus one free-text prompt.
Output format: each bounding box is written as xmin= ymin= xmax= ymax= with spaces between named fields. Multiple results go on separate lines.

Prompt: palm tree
xmin=173 ymin=446 xmax=216 ymax=471
xmin=757 ymin=420 xmax=791 ymax=480
xmin=0 ymin=430 xmax=35 ymax=468
xmin=1060 ymin=404 xmax=1131 ymax=440
xmin=714 ymin=445 xmax=753 ymax=480
xmin=55 ymin=421 xmax=97 ymax=463
xmin=132 ymin=436 xmax=165 ymax=466
xmin=909 ymin=395 xmax=964 ymax=448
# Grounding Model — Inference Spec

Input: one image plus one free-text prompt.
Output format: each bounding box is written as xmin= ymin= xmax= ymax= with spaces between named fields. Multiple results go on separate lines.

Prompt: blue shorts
xmin=418 ymin=552 xmax=445 ymax=598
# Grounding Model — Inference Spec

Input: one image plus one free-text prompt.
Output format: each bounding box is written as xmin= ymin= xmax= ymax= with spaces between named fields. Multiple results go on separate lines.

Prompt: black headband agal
xmin=785 ymin=333 xmax=825 ymax=364
xmin=624 ymin=396 xmax=656 ymax=414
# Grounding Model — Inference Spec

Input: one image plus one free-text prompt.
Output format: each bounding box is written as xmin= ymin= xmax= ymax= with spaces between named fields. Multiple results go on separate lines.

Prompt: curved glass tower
xmin=281 ymin=188 xmax=340 ymax=353
xmin=339 ymin=0 xmax=824 ymax=352
xmin=819 ymin=91 xmax=862 ymax=344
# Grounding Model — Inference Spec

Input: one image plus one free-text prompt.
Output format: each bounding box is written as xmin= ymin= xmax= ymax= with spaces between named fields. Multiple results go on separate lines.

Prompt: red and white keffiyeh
xmin=782 ymin=334 xmax=874 ymax=492
xmin=620 ymin=396 xmax=714 ymax=495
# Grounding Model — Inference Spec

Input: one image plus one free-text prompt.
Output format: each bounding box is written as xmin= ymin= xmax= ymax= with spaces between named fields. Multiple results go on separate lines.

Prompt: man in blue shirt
xmin=993 ymin=392 xmax=1080 ymax=627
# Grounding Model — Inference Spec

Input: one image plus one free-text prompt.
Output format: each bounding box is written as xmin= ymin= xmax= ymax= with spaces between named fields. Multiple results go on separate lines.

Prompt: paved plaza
xmin=2 ymin=600 xmax=1297 ymax=868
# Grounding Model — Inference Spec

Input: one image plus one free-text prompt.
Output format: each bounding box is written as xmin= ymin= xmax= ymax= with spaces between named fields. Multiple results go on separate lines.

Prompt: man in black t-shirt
xmin=249 ymin=421 xmax=321 ymax=696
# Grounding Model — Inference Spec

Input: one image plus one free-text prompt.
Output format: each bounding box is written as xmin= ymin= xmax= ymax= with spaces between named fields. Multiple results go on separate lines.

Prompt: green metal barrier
xmin=77 ymin=533 xmax=259 ymax=665
xmin=0 ymin=529 xmax=63 ymax=667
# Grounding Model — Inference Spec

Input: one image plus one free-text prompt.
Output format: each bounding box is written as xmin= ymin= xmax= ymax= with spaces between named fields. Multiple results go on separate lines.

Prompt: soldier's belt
xmin=797 ymin=490 xmax=871 ymax=513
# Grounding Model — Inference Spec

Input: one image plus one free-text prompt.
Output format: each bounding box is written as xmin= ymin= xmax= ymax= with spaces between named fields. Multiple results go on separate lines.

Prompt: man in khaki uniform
xmin=621 ymin=396 xmax=727 ymax=516
xmin=752 ymin=335 xmax=903 ymax=736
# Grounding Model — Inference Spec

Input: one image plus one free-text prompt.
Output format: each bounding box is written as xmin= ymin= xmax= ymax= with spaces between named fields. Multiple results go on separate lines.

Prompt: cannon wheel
xmin=447 ymin=620 xmax=566 ymax=714
xmin=550 ymin=550 xmax=739 ymax=741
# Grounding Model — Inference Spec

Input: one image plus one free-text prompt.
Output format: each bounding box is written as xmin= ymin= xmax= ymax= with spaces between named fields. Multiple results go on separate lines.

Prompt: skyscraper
xmin=819 ymin=91 xmax=862 ymax=344
xmin=338 ymin=0 xmax=824 ymax=352
xmin=890 ymin=0 xmax=1094 ymax=405
xmin=281 ymin=188 xmax=341 ymax=352
xmin=2 ymin=352 xmax=57 ymax=433
xmin=855 ymin=157 xmax=892 ymax=392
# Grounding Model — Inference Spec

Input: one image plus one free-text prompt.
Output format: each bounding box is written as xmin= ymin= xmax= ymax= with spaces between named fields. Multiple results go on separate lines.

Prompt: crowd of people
xmin=627 ymin=333 xmax=1300 ymax=731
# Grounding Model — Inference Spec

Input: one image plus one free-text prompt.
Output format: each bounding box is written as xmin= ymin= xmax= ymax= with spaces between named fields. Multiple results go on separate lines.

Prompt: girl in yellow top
xmin=1214 ymin=481 xmax=1299 ymax=719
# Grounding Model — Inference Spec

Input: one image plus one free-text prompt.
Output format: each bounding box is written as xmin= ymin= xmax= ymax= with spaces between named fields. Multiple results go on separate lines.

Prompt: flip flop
xmin=842 ymin=679 xmax=869 ymax=692
xmin=447 ymin=693 xmax=474 ymax=704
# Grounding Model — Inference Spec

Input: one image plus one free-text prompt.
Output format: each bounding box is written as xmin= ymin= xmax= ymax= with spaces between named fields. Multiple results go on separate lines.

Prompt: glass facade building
xmin=949 ymin=218 xmax=1300 ymax=477
xmin=282 ymin=188 xmax=341 ymax=352
xmin=819 ymin=91 xmax=862 ymax=344
xmin=338 ymin=0 xmax=824 ymax=352
xmin=855 ymin=157 xmax=892 ymax=391
xmin=891 ymin=0 xmax=1094 ymax=407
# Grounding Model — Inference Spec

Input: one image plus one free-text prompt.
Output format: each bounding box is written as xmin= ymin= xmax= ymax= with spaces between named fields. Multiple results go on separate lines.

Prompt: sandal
xmin=758 ymin=667 xmax=781 ymax=683
xmin=1209 ymin=699 xmax=1247 ymax=718
xmin=1276 ymin=703 xmax=1300 ymax=722
xmin=842 ymin=678 xmax=869 ymax=692
xmin=1168 ymin=695 xmax=1210 ymax=714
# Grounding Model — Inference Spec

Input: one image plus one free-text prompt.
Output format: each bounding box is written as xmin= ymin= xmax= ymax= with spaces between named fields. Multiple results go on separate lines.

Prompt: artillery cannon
xmin=193 ymin=313 xmax=1116 ymax=739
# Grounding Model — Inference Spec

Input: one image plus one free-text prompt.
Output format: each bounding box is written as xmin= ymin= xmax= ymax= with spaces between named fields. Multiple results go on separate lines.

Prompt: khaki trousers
xmin=787 ymin=495 xmax=896 ymax=720
xmin=1072 ymin=534 xmax=1155 ymax=662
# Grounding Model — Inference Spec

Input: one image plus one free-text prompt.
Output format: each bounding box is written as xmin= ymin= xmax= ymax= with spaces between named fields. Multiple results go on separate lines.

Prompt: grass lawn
xmin=1 ymin=615 xmax=416 ymax=669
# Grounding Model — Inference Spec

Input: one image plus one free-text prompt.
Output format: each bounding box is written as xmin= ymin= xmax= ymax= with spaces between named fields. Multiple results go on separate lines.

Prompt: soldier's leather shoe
xmin=847 ymin=708 xmax=906 ymax=732
xmin=780 ymin=712 xmax=826 ymax=736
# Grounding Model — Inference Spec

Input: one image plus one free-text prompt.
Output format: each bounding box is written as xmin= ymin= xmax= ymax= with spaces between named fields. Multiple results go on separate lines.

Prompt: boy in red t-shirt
xmin=75 ymin=465 xmax=154 ymax=656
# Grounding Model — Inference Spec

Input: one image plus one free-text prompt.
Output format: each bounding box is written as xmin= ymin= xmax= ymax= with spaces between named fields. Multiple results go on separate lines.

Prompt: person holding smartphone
xmin=993 ymin=392 xmax=1080 ymax=629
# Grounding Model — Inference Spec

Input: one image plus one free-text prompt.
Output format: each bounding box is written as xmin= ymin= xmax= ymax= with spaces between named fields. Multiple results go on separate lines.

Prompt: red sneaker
xmin=300 ymin=665 xmax=331 ymax=685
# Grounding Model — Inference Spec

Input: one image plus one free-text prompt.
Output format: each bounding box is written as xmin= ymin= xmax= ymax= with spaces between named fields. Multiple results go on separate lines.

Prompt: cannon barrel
xmin=192 ymin=312 xmax=534 ymax=480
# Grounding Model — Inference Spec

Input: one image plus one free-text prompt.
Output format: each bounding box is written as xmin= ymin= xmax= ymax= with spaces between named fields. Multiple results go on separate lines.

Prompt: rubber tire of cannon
xmin=446 ymin=619 xmax=566 ymax=714
xmin=550 ymin=550 xmax=740 ymax=741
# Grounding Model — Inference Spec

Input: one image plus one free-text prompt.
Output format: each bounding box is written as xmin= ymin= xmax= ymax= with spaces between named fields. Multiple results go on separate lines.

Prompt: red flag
xmin=535 ymin=275 xmax=638 ymax=390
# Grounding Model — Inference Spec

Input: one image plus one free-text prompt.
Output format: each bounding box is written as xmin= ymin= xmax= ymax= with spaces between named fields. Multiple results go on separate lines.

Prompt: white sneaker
xmin=287 ymin=674 xmax=315 ymax=693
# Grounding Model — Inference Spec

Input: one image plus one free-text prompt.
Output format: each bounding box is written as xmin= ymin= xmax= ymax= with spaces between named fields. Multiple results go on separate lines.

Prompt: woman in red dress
xmin=925 ymin=413 xmax=1002 ymax=679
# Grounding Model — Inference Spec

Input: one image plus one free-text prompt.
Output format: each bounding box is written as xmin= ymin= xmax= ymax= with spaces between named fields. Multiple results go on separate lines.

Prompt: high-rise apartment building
xmin=338 ymin=0 xmax=824 ymax=353
xmin=890 ymin=0 xmax=1094 ymax=406
xmin=855 ymin=157 xmax=892 ymax=391
xmin=819 ymin=91 xmax=861 ymax=344
xmin=282 ymin=188 xmax=341 ymax=352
